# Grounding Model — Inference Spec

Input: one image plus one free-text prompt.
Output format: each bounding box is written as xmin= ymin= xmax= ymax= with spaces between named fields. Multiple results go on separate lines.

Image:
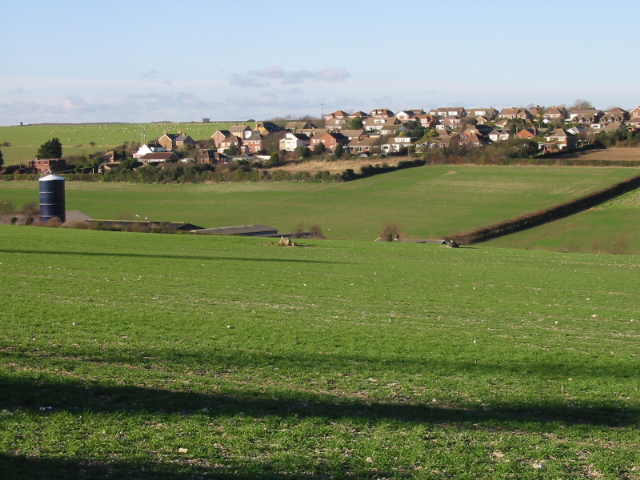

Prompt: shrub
xmin=309 ymin=224 xmax=326 ymax=239
xmin=380 ymin=224 xmax=400 ymax=242
xmin=0 ymin=201 xmax=17 ymax=214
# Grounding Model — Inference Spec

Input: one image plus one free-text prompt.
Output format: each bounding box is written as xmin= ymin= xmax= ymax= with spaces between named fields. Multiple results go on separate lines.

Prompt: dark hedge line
xmin=0 ymin=169 xmax=341 ymax=183
xmin=341 ymin=159 xmax=427 ymax=181
xmin=447 ymin=174 xmax=640 ymax=245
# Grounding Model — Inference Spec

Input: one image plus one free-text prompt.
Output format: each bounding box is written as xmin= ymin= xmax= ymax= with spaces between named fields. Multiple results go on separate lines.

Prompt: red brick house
xmin=30 ymin=158 xmax=67 ymax=173
xmin=311 ymin=132 xmax=349 ymax=151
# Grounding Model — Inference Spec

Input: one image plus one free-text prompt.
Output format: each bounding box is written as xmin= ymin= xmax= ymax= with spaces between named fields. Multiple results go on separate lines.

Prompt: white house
xmin=279 ymin=132 xmax=311 ymax=151
xmin=133 ymin=143 xmax=169 ymax=159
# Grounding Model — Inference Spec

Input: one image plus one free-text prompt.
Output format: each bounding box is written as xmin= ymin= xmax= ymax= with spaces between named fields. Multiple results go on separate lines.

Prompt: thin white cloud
xmin=233 ymin=66 xmax=350 ymax=88
xmin=283 ymin=67 xmax=350 ymax=85
xmin=253 ymin=66 xmax=285 ymax=79
xmin=230 ymin=74 xmax=269 ymax=88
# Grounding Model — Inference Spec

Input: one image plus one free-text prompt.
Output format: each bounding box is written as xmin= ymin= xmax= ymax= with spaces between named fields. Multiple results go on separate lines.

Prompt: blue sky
xmin=2 ymin=0 xmax=640 ymax=125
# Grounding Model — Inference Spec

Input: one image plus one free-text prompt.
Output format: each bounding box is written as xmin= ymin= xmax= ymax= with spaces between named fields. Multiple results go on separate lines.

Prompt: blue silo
xmin=39 ymin=174 xmax=66 ymax=223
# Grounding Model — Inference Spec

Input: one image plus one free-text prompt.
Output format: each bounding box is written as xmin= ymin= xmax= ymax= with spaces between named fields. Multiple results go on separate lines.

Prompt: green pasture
xmin=1 ymin=225 xmax=639 ymax=479
xmin=0 ymin=122 xmax=233 ymax=163
xmin=2 ymin=166 xmax=637 ymax=241
xmin=484 ymin=186 xmax=640 ymax=254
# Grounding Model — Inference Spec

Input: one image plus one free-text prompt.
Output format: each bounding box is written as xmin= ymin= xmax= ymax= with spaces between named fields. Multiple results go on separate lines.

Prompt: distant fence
xmin=446 ymin=173 xmax=640 ymax=245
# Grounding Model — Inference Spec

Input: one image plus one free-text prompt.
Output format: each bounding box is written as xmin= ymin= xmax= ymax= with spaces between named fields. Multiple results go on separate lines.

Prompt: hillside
xmin=1 ymin=225 xmax=639 ymax=478
xmin=0 ymin=122 xmax=233 ymax=164
xmin=2 ymin=166 xmax=636 ymax=241
xmin=483 ymin=186 xmax=640 ymax=254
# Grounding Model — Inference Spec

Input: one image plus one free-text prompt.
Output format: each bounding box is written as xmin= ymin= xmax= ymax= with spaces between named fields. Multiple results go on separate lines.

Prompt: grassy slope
xmin=2 ymin=166 xmax=636 ymax=241
xmin=0 ymin=123 xmax=232 ymax=164
xmin=1 ymin=225 xmax=639 ymax=479
xmin=484 ymin=186 xmax=640 ymax=254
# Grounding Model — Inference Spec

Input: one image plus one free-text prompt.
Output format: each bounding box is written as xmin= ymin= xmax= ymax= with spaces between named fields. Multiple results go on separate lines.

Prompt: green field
xmin=484 ymin=187 xmax=640 ymax=254
xmin=0 ymin=122 xmax=233 ymax=164
xmin=1 ymin=225 xmax=639 ymax=479
xmin=2 ymin=166 xmax=637 ymax=242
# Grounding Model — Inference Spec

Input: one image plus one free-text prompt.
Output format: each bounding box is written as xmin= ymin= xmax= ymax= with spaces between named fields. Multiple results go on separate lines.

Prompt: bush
xmin=309 ymin=224 xmax=326 ymax=239
xmin=380 ymin=224 xmax=400 ymax=242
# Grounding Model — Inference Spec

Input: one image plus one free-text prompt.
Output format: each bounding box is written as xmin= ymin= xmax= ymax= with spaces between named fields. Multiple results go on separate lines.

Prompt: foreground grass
xmin=1 ymin=225 xmax=639 ymax=479
xmin=2 ymin=165 xmax=637 ymax=241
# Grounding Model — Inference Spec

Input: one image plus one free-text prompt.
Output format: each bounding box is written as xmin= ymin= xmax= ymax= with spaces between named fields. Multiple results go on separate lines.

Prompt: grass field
xmin=484 ymin=186 xmax=640 ymax=254
xmin=0 ymin=122 xmax=233 ymax=164
xmin=2 ymin=166 xmax=637 ymax=242
xmin=1 ymin=225 xmax=639 ymax=479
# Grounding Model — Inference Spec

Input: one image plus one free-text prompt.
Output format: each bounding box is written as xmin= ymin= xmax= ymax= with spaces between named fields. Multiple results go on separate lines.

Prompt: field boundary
xmin=447 ymin=173 xmax=640 ymax=245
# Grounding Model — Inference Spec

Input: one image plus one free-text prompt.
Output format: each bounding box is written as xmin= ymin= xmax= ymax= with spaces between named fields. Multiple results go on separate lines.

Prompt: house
xmin=600 ymin=108 xmax=629 ymax=124
xmin=243 ymin=133 xmax=263 ymax=153
xmin=228 ymin=124 xmax=255 ymax=139
xmin=301 ymin=127 xmax=328 ymax=138
xmin=30 ymin=158 xmax=67 ymax=173
xmin=324 ymin=110 xmax=350 ymax=121
xmin=439 ymin=116 xmax=463 ymax=130
xmin=369 ymin=108 xmax=395 ymax=118
xmin=285 ymin=121 xmax=317 ymax=132
xmin=380 ymin=124 xmax=407 ymax=136
xmin=133 ymin=143 xmax=169 ymax=159
xmin=543 ymin=128 xmax=576 ymax=151
xmin=594 ymin=122 xmax=626 ymax=134
xmin=348 ymin=111 xmax=369 ymax=119
xmin=568 ymin=108 xmax=603 ymax=124
xmin=139 ymin=151 xmax=179 ymax=164
xmin=381 ymin=136 xmax=415 ymax=153
xmin=630 ymin=106 xmax=640 ymax=119
xmin=255 ymin=121 xmax=284 ymax=135
xmin=347 ymin=136 xmax=381 ymax=154
xmin=339 ymin=129 xmax=366 ymax=141
xmin=494 ymin=118 xmax=510 ymax=129
xmin=429 ymin=107 xmax=466 ymax=118
xmin=157 ymin=132 xmax=195 ymax=150
xmin=488 ymin=130 xmax=510 ymax=142
xmin=542 ymin=106 xmax=567 ymax=124
xmin=466 ymin=107 xmax=496 ymax=119
xmin=395 ymin=109 xmax=424 ymax=122
xmin=419 ymin=133 xmax=461 ymax=149
xmin=311 ymin=132 xmax=349 ymax=151
xmin=459 ymin=132 xmax=485 ymax=147
xmin=216 ymin=134 xmax=243 ymax=154
xmin=414 ymin=114 xmax=437 ymax=128
xmin=325 ymin=117 xmax=349 ymax=131
xmin=515 ymin=128 xmax=538 ymax=139
xmin=211 ymin=130 xmax=231 ymax=147
xmin=279 ymin=132 xmax=310 ymax=151
xmin=198 ymin=149 xmax=228 ymax=164
xmin=498 ymin=108 xmax=533 ymax=121
xmin=363 ymin=116 xmax=399 ymax=132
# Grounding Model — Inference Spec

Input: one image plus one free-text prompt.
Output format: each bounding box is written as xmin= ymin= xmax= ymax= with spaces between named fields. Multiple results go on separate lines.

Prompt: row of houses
xmin=95 ymin=104 xmax=640 ymax=169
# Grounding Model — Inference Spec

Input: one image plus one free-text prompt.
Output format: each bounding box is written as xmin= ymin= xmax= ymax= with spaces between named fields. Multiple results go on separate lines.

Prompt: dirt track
xmin=563 ymin=148 xmax=640 ymax=161
xmin=270 ymin=157 xmax=408 ymax=174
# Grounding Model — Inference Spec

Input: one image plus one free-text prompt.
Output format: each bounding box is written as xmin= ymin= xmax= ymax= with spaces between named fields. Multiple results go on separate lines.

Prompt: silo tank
xmin=39 ymin=174 xmax=66 ymax=223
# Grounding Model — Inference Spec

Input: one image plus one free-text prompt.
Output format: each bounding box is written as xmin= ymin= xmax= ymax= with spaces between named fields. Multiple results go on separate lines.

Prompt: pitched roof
xmin=140 ymin=152 xmax=178 ymax=162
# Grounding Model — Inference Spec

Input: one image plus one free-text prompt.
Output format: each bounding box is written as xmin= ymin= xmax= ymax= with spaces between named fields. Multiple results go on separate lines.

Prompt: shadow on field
xmin=0 ymin=248 xmax=345 ymax=265
xmin=0 ymin=453 xmax=319 ymax=480
xmin=1 ymin=373 xmax=637 ymax=428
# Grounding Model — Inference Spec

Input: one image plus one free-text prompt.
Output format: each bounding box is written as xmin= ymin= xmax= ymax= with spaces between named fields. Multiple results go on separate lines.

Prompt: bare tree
xmin=571 ymin=99 xmax=593 ymax=109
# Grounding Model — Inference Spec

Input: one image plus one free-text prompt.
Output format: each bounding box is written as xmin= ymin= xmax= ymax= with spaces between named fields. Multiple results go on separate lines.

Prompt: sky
xmin=2 ymin=0 xmax=640 ymax=125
